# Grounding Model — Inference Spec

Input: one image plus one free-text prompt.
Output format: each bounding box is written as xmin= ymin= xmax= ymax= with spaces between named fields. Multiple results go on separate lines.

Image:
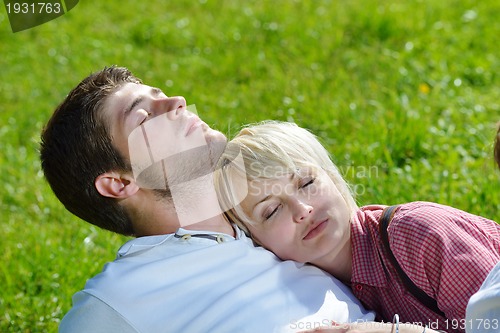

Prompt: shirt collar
xmin=117 ymin=223 xmax=242 ymax=257
xmin=350 ymin=208 xmax=388 ymax=288
xmin=175 ymin=223 xmax=241 ymax=241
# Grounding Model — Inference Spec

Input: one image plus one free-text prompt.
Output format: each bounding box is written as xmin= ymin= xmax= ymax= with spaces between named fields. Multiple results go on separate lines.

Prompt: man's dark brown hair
xmin=40 ymin=66 xmax=141 ymax=235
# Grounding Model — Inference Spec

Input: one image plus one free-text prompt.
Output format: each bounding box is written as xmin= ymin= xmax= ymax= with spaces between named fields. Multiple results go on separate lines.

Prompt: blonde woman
xmin=215 ymin=121 xmax=500 ymax=333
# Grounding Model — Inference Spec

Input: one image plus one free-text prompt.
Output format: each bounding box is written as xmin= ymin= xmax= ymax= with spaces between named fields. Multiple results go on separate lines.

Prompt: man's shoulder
xmin=60 ymin=236 xmax=374 ymax=332
xmin=59 ymin=291 xmax=137 ymax=333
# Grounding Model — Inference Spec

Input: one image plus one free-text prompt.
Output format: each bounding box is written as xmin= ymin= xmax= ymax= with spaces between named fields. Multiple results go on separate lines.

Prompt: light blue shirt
xmin=60 ymin=226 xmax=373 ymax=333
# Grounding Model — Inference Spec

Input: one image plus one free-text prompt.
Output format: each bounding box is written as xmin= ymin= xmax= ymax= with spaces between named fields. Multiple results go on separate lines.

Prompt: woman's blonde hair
xmin=214 ymin=121 xmax=358 ymax=234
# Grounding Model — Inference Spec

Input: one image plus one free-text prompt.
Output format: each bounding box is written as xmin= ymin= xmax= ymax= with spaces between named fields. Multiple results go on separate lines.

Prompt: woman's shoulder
xmin=392 ymin=201 xmax=460 ymax=227
xmin=383 ymin=201 xmax=469 ymax=246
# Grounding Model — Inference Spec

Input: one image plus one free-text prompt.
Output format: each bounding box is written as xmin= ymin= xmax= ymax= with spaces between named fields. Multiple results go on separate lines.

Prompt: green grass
xmin=1 ymin=0 xmax=499 ymax=331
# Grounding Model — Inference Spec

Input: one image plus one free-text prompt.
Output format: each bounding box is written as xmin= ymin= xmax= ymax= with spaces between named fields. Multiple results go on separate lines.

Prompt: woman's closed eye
xmin=300 ymin=176 xmax=315 ymax=189
xmin=263 ymin=204 xmax=280 ymax=221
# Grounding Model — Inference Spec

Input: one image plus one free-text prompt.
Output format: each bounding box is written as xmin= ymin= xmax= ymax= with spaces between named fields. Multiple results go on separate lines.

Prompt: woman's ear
xmin=95 ymin=172 xmax=140 ymax=199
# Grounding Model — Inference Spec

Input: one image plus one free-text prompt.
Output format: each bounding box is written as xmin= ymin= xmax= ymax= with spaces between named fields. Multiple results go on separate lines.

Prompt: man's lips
xmin=303 ymin=219 xmax=328 ymax=240
xmin=185 ymin=116 xmax=203 ymax=136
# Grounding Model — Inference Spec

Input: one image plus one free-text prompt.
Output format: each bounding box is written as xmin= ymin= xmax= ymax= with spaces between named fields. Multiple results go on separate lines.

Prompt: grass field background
xmin=1 ymin=0 xmax=499 ymax=331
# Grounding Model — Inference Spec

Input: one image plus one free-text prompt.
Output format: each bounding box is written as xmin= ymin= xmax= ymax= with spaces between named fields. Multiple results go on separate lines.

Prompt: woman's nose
xmin=291 ymin=199 xmax=313 ymax=223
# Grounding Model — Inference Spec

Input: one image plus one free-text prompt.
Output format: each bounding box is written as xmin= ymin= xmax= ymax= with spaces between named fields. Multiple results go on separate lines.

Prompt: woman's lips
xmin=303 ymin=220 xmax=328 ymax=240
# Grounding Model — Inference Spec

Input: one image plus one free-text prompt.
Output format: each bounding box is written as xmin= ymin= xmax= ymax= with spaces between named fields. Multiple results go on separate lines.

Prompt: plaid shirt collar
xmin=350 ymin=208 xmax=389 ymax=288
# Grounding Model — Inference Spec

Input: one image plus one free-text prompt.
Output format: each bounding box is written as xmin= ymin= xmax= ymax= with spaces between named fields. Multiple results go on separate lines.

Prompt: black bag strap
xmin=379 ymin=205 xmax=446 ymax=317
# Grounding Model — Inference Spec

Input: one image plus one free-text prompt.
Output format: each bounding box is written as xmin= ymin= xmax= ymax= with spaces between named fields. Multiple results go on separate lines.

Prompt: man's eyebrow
xmin=123 ymin=87 xmax=163 ymax=123
xmin=151 ymin=87 xmax=162 ymax=96
xmin=124 ymin=87 xmax=162 ymax=118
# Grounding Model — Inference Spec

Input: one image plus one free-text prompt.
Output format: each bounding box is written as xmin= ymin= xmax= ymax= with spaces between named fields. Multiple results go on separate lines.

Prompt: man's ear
xmin=95 ymin=172 xmax=140 ymax=199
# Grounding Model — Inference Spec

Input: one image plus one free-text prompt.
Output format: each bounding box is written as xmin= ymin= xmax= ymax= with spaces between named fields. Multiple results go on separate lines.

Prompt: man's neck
xmin=183 ymin=215 xmax=235 ymax=237
xmin=129 ymin=190 xmax=235 ymax=237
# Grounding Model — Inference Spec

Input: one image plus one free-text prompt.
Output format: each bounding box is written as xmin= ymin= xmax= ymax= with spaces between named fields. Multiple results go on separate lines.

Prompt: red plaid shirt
xmin=350 ymin=202 xmax=500 ymax=333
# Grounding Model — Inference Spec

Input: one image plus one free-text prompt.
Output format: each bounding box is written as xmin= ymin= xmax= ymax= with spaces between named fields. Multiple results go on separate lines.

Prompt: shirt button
xmin=355 ymin=284 xmax=363 ymax=291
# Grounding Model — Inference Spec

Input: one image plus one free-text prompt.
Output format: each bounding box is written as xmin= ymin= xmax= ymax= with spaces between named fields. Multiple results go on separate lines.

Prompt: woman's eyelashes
xmin=264 ymin=204 xmax=280 ymax=220
xmin=300 ymin=176 xmax=316 ymax=189
xmin=262 ymin=177 xmax=316 ymax=221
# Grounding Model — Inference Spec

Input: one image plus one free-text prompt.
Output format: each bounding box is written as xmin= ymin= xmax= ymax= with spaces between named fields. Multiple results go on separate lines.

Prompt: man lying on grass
xmin=42 ymin=66 xmax=447 ymax=333
xmin=41 ymin=66 xmax=375 ymax=333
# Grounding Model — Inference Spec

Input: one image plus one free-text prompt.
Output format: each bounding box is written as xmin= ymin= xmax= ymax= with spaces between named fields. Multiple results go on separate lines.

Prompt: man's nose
xmin=291 ymin=198 xmax=313 ymax=223
xmin=152 ymin=96 xmax=186 ymax=119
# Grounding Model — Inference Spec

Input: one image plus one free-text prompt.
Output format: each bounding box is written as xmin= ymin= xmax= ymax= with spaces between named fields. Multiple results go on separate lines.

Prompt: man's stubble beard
xmin=138 ymin=139 xmax=227 ymax=200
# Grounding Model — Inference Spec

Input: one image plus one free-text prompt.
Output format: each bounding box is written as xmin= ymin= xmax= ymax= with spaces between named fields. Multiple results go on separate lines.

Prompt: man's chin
xmin=137 ymin=141 xmax=225 ymax=190
xmin=204 ymin=127 xmax=228 ymax=162
xmin=202 ymin=124 xmax=227 ymax=144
